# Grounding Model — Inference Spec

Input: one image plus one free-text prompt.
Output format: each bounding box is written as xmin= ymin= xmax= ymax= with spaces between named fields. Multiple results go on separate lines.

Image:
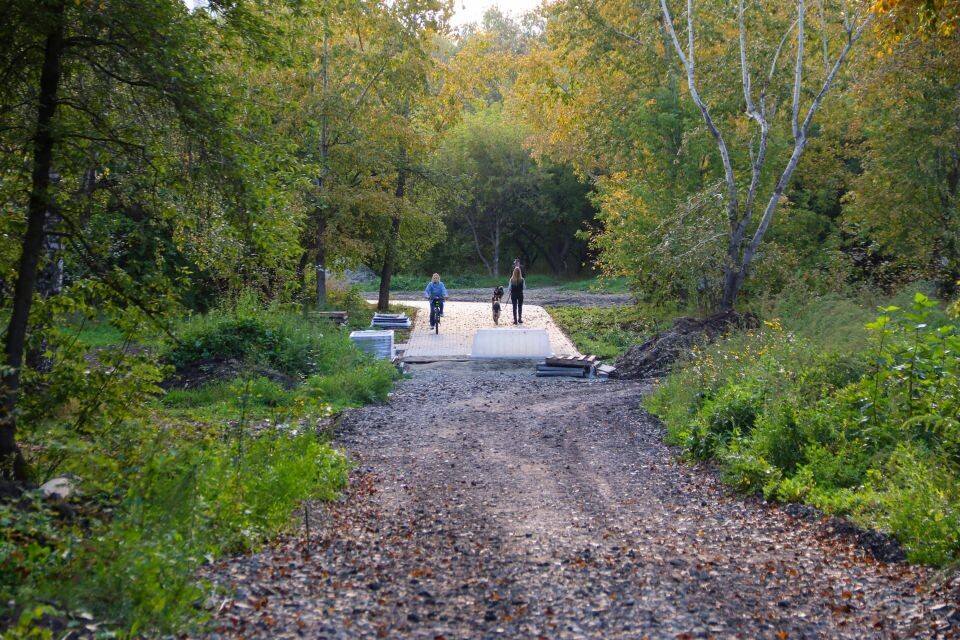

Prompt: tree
xmin=842 ymin=11 xmax=960 ymax=294
xmin=655 ymin=0 xmax=873 ymax=309
xmin=0 ymin=0 xmax=284 ymax=480
xmin=432 ymin=106 xmax=548 ymax=277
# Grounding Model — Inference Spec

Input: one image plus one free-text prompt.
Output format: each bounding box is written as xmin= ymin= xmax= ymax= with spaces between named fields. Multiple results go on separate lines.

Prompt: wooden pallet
xmin=544 ymin=355 xmax=597 ymax=369
xmin=310 ymin=311 xmax=349 ymax=324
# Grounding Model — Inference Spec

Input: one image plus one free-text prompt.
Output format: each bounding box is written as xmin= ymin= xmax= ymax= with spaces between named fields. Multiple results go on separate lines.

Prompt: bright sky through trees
xmin=451 ymin=0 xmax=543 ymax=26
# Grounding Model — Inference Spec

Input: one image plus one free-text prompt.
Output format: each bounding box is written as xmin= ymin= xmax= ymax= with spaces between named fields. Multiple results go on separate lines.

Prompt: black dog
xmin=492 ymin=286 xmax=504 ymax=325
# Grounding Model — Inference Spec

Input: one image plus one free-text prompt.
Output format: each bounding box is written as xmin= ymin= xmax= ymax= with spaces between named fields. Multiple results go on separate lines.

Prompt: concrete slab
xmin=470 ymin=328 xmax=553 ymax=359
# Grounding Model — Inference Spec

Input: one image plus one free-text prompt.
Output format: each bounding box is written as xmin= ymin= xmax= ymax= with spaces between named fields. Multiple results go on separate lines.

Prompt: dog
xmin=492 ymin=286 xmax=504 ymax=325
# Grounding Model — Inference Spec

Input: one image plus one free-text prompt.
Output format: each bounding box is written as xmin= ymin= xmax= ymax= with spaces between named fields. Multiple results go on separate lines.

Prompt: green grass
xmin=557 ymin=276 xmax=631 ymax=294
xmin=64 ymin=318 xmax=125 ymax=348
xmin=547 ymin=305 xmax=667 ymax=360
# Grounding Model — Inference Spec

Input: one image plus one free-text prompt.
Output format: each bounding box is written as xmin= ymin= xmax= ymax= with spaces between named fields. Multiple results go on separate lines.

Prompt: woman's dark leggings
xmin=511 ymin=294 xmax=523 ymax=323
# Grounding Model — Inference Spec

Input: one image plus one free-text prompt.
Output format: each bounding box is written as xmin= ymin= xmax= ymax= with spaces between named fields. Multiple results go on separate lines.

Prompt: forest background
xmin=1 ymin=0 xmax=959 ymax=635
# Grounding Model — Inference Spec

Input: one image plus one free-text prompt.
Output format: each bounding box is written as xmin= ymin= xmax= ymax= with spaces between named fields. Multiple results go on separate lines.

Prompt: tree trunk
xmin=315 ymin=218 xmax=327 ymax=308
xmin=296 ymin=249 xmax=310 ymax=301
xmin=314 ymin=14 xmax=330 ymax=309
xmin=36 ymin=176 xmax=64 ymax=300
xmin=2 ymin=0 xmax=66 ymax=481
xmin=378 ymin=143 xmax=407 ymax=312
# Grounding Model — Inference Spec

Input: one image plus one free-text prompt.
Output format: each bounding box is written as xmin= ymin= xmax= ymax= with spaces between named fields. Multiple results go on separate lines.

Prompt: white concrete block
xmin=470 ymin=328 xmax=553 ymax=359
xmin=350 ymin=329 xmax=395 ymax=360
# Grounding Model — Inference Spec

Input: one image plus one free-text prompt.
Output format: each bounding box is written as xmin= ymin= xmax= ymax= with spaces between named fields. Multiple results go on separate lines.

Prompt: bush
xmin=164 ymin=300 xmax=363 ymax=379
xmin=29 ymin=427 xmax=350 ymax=632
xmin=647 ymin=290 xmax=960 ymax=565
xmin=7 ymin=297 xmax=396 ymax=635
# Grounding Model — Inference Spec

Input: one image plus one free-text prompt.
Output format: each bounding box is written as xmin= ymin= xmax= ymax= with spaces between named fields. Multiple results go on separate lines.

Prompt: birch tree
xmin=658 ymin=0 xmax=872 ymax=309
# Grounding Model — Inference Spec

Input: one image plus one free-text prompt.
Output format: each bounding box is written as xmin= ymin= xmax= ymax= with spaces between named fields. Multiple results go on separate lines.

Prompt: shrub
xmin=164 ymin=303 xmax=363 ymax=379
xmin=647 ymin=289 xmax=960 ymax=566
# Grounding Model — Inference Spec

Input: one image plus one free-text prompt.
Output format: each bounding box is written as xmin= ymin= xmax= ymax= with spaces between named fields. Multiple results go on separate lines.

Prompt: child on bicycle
xmin=424 ymin=273 xmax=448 ymax=324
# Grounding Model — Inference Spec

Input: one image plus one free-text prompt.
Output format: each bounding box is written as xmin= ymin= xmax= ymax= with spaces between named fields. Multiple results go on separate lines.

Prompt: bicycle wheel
xmin=434 ymin=308 xmax=440 ymax=334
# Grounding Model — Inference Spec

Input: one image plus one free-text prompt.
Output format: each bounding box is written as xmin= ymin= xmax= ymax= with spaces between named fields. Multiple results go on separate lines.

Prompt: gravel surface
xmin=387 ymin=286 xmax=633 ymax=308
xmin=209 ymin=362 xmax=958 ymax=639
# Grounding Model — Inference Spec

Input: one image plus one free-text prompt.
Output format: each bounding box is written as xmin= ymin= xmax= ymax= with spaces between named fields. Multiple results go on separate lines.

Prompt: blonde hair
xmin=510 ymin=267 xmax=522 ymax=284
xmin=432 ymin=273 xmax=440 ymax=282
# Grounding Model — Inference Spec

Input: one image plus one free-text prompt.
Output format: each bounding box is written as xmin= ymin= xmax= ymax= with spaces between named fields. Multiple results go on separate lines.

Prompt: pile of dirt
xmin=162 ymin=357 xmax=299 ymax=390
xmin=612 ymin=310 xmax=758 ymax=379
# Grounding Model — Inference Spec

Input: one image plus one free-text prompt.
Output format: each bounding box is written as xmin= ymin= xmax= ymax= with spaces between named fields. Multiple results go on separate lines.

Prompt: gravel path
xmin=387 ymin=286 xmax=633 ymax=308
xmin=209 ymin=362 xmax=958 ymax=639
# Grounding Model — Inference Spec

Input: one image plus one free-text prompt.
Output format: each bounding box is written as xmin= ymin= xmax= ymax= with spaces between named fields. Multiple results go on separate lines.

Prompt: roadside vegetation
xmin=1 ymin=293 xmax=397 ymax=635
xmin=647 ymin=287 xmax=960 ymax=566
xmin=548 ymin=305 xmax=667 ymax=361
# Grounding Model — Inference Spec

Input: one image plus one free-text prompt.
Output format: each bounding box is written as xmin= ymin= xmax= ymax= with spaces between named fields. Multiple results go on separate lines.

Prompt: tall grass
xmin=648 ymin=288 xmax=960 ymax=565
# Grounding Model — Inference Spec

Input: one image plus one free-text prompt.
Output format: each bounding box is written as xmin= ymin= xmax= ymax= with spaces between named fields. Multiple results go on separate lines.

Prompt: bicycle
xmin=429 ymin=296 xmax=444 ymax=334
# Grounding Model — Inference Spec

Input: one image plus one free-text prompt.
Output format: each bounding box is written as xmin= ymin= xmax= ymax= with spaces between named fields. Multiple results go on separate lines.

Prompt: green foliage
xmin=22 ymin=427 xmax=349 ymax=633
xmin=4 ymin=298 xmax=397 ymax=634
xmin=164 ymin=294 xmax=364 ymax=379
xmin=357 ymin=272 xmax=577 ymax=291
xmin=648 ymin=291 xmax=960 ymax=565
xmin=301 ymin=362 xmax=398 ymax=409
xmin=325 ymin=285 xmax=375 ymax=328
xmin=547 ymin=305 xmax=661 ymax=360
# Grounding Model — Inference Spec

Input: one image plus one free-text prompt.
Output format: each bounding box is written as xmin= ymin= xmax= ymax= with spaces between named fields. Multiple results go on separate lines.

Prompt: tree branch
xmin=660 ymin=0 xmax=739 ymax=225
xmin=745 ymin=12 xmax=874 ymax=270
xmin=792 ymin=0 xmax=805 ymax=141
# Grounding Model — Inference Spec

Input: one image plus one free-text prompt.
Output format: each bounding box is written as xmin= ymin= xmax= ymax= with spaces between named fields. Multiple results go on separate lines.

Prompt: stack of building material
xmin=535 ymin=355 xmax=599 ymax=378
xmin=349 ymin=329 xmax=395 ymax=360
xmin=310 ymin=310 xmax=349 ymax=326
xmin=371 ymin=312 xmax=411 ymax=329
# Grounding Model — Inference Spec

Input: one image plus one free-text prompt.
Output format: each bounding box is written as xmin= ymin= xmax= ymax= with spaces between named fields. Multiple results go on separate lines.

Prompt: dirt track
xmin=209 ymin=362 xmax=956 ymax=639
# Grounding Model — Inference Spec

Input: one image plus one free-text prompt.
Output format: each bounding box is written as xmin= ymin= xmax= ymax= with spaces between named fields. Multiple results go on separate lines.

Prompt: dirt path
xmin=209 ymin=362 xmax=957 ymax=639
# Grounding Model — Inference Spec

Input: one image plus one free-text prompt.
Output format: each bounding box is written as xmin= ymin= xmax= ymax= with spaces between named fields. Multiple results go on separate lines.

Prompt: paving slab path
xmin=384 ymin=299 xmax=579 ymax=361
xmin=387 ymin=286 xmax=633 ymax=308
xmin=209 ymin=361 xmax=958 ymax=639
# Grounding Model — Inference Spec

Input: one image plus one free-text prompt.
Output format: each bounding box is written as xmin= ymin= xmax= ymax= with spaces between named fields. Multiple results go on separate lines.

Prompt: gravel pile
xmin=208 ymin=361 xmax=957 ymax=639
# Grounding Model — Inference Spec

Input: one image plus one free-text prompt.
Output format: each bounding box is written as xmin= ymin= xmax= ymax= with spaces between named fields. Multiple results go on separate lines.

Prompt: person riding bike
xmin=424 ymin=273 xmax=448 ymax=326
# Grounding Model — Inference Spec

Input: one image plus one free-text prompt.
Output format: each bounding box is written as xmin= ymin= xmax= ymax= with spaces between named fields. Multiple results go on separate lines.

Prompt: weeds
xmin=648 ymin=290 xmax=960 ymax=565
xmin=547 ymin=305 xmax=667 ymax=360
xmin=4 ymin=297 xmax=395 ymax=635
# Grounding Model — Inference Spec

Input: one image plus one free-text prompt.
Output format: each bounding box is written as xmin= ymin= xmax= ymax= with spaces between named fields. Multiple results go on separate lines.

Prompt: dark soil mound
xmin=613 ymin=310 xmax=758 ymax=379
xmin=162 ymin=357 xmax=299 ymax=390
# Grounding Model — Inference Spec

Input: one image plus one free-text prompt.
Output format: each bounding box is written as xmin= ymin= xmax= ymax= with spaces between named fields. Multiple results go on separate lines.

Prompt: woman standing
xmin=508 ymin=266 xmax=524 ymax=324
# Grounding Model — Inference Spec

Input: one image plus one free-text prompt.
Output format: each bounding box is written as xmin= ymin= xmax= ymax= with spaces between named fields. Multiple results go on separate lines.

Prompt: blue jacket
xmin=424 ymin=281 xmax=448 ymax=299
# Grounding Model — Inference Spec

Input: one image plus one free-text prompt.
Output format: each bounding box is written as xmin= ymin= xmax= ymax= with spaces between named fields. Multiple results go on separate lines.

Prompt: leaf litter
xmin=205 ymin=361 xmax=959 ymax=639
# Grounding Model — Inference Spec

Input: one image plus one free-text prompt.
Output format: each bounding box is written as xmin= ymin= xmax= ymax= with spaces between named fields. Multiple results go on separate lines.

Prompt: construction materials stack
xmin=536 ymin=355 xmax=597 ymax=378
xmin=349 ymin=330 xmax=395 ymax=360
xmin=371 ymin=312 xmax=411 ymax=329
xmin=534 ymin=355 xmax=618 ymax=378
